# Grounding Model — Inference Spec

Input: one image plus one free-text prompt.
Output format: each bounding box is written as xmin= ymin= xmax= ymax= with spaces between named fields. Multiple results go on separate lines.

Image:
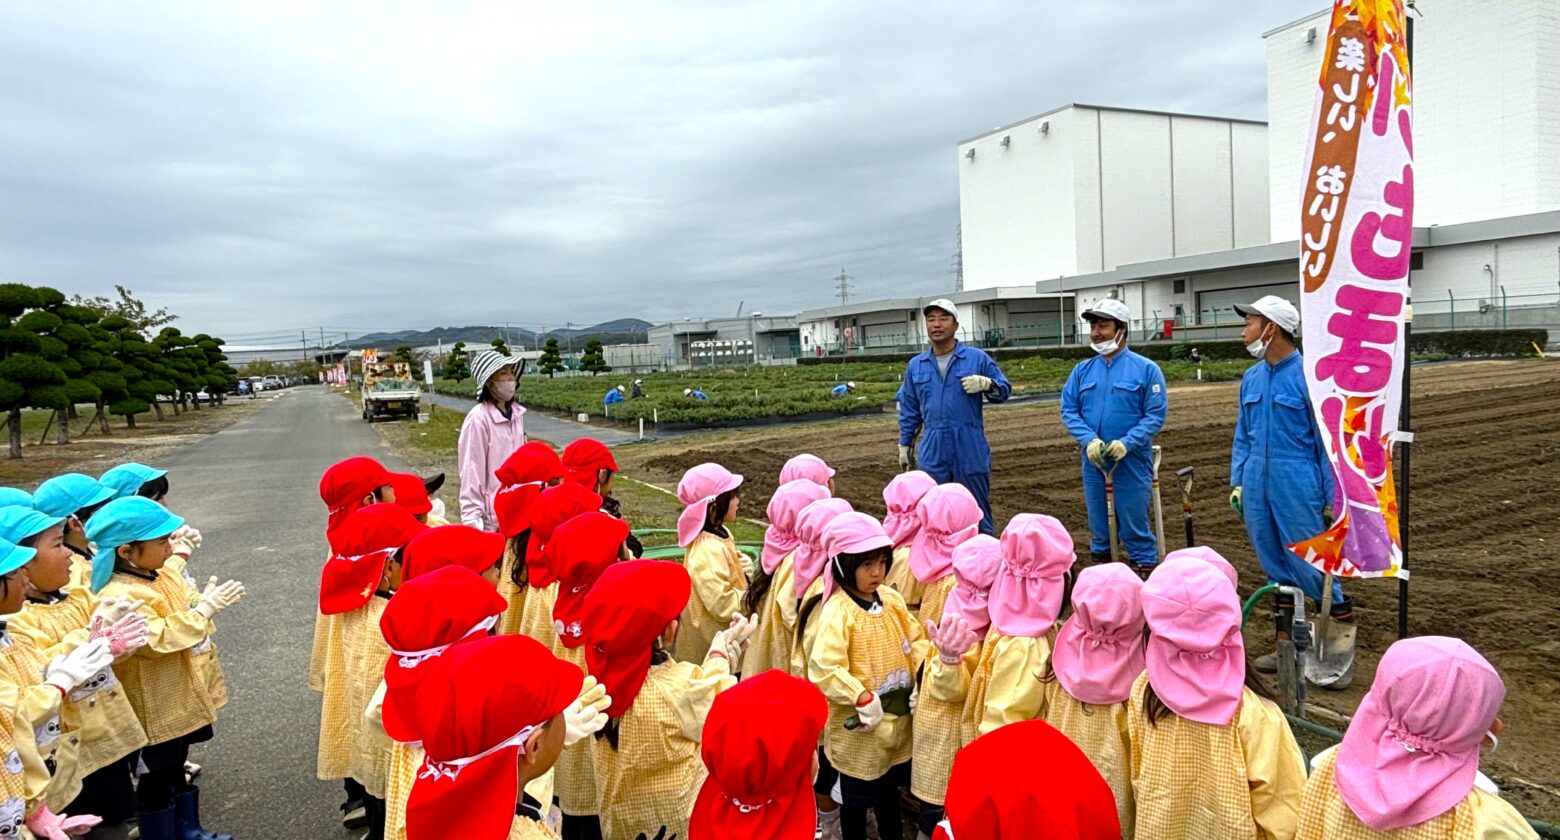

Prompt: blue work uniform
xmin=830 ymin=384 xmax=851 ymax=397
xmin=1060 ymin=349 xmax=1168 ymax=566
xmin=603 ymin=389 xmax=625 ymax=405
xmin=1231 ymin=350 xmax=1343 ymax=606
xmin=689 ymin=390 xmax=708 ymax=401
xmin=897 ymin=341 xmax=1011 ymax=534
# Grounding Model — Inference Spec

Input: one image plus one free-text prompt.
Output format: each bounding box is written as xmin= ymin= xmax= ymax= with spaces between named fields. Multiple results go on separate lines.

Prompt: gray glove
xmin=195 ymin=577 xmax=245 ymax=620
xmin=897 ymin=444 xmax=912 ymax=470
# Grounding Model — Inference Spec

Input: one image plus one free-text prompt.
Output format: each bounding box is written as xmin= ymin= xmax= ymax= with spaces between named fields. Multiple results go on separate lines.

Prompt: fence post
xmin=653 ymin=407 xmax=658 ymax=426
xmin=639 ymin=417 xmax=644 ymax=441
xmin=1448 ymin=289 xmax=1455 ymax=331
xmin=1501 ymin=286 xmax=1508 ymax=331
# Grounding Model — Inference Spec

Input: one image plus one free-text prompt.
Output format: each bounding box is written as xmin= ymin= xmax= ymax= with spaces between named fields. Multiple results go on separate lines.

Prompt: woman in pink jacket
xmin=457 ymin=350 xmax=529 ymax=530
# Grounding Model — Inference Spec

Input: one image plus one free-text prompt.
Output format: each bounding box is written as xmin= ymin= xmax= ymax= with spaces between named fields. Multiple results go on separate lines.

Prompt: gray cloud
xmin=0 ymin=0 xmax=1320 ymax=342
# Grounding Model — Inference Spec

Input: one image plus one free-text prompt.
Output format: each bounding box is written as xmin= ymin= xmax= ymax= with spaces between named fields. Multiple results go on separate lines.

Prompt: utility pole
xmin=835 ymin=267 xmax=851 ymax=305
xmin=301 ymin=330 xmax=308 ymax=361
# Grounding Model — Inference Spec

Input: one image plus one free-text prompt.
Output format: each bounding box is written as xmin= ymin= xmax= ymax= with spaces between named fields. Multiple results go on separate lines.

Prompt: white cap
xmin=1082 ymin=298 xmax=1131 ymax=324
xmin=847 ymin=381 xmax=856 ymax=388
xmin=683 ymin=388 xmax=693 ymax=396
xmin=922 ymin=298 xmax=960 ymax=322
xmin=616 ymin=385 xmax=625 ymax=392
xmin=634 ymin=379 xmax=642 ymax=384
xmin=1234 ymin=295 xmax=1300 ymax=334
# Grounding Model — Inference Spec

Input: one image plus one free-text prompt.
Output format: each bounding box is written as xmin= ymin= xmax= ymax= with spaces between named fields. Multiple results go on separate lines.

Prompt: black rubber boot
xmin=1256 ymin=592 xmax=1296 ymax=674
xmin=173 ymin=786 xmax=232 ymax=840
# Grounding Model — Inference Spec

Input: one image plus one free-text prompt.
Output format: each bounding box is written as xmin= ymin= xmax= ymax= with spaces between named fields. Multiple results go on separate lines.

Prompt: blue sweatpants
xmin=1081 ymin=452 xmax=1157 ymax=566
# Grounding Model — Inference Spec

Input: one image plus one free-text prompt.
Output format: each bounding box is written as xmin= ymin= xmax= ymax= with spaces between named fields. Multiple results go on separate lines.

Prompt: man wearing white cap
xmin=1230 ymin=294 xmax=1355 ymax=686
xmin=1059 ymin=298 xmax=1168 ymax=573
xmin=896 ymin=298 xmax=1011 ymax=534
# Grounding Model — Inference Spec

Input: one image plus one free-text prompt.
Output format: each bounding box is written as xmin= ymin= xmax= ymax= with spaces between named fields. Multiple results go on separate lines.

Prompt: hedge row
xmin=798 ymin=329 xmax=1547 ymax=366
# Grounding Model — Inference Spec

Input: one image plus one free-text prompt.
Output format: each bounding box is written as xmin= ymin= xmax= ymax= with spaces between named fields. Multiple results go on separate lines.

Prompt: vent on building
xmin=1173 ymin=279 xmax=1186 ymax=295
xmin=1410 ymin=251 xmax=1424 ymax=270
xmin=1000 ymin=135 xmax=1011 ymax=148
xmin=1305 ymin=27 xmax=1317 ymax=44
xmin=1039 ymin=120 xmax=1050 ymax=135
xmin=965 ymin=148 xmax=976 ymax=161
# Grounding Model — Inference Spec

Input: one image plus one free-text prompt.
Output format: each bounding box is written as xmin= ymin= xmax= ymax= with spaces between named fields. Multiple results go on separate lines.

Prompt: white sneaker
xmin=816 ymin=808 xmax=842 ymax=840
xmin=341 ymin=804 xmax=367 ymax=829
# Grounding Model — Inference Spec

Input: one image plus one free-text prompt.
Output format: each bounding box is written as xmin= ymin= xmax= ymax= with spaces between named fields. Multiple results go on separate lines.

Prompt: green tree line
xmin=0 ymin=283 xmax=239 ymax=459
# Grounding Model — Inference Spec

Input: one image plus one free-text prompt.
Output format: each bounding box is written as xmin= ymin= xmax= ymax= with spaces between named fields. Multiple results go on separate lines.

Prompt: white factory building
xmin=650 ymin=1 xmax=1559 ymax=365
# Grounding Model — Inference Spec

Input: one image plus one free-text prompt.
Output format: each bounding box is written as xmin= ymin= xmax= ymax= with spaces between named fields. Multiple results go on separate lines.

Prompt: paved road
xmin=421 ymin=390 xmax=642 ymax=446
xmin=162 ymin=385 xmax=405 ymax=837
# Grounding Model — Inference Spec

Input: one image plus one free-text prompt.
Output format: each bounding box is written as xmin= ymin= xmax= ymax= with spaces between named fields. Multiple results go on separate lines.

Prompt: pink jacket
xmin=457 ymin=401 xmax=527 ymax=529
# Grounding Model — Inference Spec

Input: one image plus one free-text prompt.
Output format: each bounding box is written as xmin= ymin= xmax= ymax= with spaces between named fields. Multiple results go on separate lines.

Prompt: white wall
xmin=958 ymin=108 xmax=1080 ymax=290
xmin=1267 ymin=1 xmax=1560 ymax=240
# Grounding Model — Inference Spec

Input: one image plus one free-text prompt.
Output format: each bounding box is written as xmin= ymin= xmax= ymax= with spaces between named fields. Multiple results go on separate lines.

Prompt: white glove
xmin=897 ymin=444 xmax=912 ymax=470
xmin=194 ymin=577 xmax=245 ymax=620
xmin=854 ymin=692 xmax=884 ymax=732
xmin=170 ymin=525 xmax=202 ymax=557
xmin=563 ymin=676 xmax=612 ymax=746
xmin=908 ymin=684 xmax=919 ymax=714
xmin=1086 ymin=439 xmax=1107 ymax=469
xmin=709 ymin=614 xmax=758 ymax=663
xmin=960 ymin=374 xmax=993 ymax=394
xmin=926 ymin=615 xmax=979 ymax=665
xmin=88 ymin=596 xmax=144 ymax=627
xmin=44 ymin=639 xmax=113 ymax=694
xmin=1105 ymin=440 xmax=1128 ymax=462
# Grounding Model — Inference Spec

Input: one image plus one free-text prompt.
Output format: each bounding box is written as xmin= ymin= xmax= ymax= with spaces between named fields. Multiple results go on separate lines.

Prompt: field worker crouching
xmin=685 ymin=388 xmax=709 ymax=401
xmin=1230 ymin=295 xmax=1356 ymax=688
xmin=1059 ymin=299 xmax=1168 ymax=574
xmin=603 ymin=385 xmax=626 ymax=406
xmin=831 ymin=382 xmax=856 ymax=398
xmin=895 ymin=299 xmax=1011 ymax=535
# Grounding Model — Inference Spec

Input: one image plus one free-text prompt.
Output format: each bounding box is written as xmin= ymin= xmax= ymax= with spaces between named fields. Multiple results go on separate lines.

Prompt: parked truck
xmin=360 ymin=356 xmax=421 ymax=422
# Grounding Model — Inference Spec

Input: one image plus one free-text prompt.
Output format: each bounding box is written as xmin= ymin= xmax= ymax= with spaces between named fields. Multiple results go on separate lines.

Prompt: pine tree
xmin=490 ymin=337 xmax=510 ymax=356
xmin=0 ymin=284 xmax=70 ymax=458
xmin=193 ymin=334 xmax=237 ymax=404
xmin=102 ymin=316 xmax=159 ymax=429
xmin=580 ymin=338 xmax=611 ymax=375
xmin=394 ymin=345 xmax=415 ymax=365
xmin=443 ymin=342 xmax=471 ymax=383
xmin=538 ymin=337 xmax=564 ymax=378
xmin=37 ymin=291 xmax=105 ymax=444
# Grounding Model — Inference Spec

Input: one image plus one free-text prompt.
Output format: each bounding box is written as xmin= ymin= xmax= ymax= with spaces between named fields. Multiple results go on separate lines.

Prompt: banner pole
xmin=1397 ymin=9 xmax=1415 ymax=641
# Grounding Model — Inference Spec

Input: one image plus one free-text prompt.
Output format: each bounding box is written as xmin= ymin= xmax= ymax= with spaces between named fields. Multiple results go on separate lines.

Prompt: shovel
xmin=1101 ymin=461 xmax=1122 ymax=563
xmin=1150 ymin=445 xmax=1166 ymax=561
xmin=1176 ymin=466 xmax=1196 ymax=547
xmin=1303 ymin=572 xmax=1357 ymax=688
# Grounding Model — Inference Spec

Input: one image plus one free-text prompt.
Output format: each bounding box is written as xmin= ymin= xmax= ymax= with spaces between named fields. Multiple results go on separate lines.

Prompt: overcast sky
xmin=0 ymin=1 xmax=1320 ymax=345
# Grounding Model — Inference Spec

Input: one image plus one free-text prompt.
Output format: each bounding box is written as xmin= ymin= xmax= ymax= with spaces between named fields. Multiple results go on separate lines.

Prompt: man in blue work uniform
xmin=603 ymin=385 xmax=625 ymax=406
xmin=830 ymin=381 xmax=856 ymax=397
xmin=1060 ymin=299 xmax=1168 ymax=574
xmin=896 ymin=299 xmax=1011 ymax=534
xmin=1229 ymin=295 xmax=1355 ymax=688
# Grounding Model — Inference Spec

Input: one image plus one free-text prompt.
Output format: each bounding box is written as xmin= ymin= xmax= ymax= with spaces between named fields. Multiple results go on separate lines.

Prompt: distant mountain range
xmin=346 ymin=319 xmax=653 ymax=351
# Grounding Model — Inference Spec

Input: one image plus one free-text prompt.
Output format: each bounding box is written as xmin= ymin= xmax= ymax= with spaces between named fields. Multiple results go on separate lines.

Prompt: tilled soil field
xmin=622 ymin=360 xmax=1560 ymax=820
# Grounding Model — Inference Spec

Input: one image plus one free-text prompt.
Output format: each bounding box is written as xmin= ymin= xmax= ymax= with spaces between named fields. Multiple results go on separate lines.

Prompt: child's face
xmin=24 ymin=524 xmax=73 ymax=594
xmin=0 ymin=569 xmax=29 ymax=614
xmin=480 ymin=553 xmax=502 ymax=586
xmin=121 ymin=536 xmax=174 ymax=572
xmin=380 ymin=555 xmax=404 ymax=593
xmin=377 ymin=484 xmax=397 ymax=505
xmin=598 ymin=471 xmax=615 ymax=496
xmin=852 ymin=554 xmax=887 ymax=595
xmin=722 ymin=492 xmax=741 ymax=523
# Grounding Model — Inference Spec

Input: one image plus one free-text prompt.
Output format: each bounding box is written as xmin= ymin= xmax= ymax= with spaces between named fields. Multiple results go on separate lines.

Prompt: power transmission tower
xmin=835 ymin=267 xmax=851 ymax=305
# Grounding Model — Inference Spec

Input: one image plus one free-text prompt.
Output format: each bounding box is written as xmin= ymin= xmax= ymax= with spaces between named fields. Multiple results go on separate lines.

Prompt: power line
xmin=835 ymin=267 xmax=852 ymax=306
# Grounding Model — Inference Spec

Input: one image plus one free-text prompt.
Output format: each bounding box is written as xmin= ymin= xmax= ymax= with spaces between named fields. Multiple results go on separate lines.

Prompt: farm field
xmin=433 ymin=355 xmax=1256 ymax=425
xmin=613 ymin=360 xmax=1560 ymax=821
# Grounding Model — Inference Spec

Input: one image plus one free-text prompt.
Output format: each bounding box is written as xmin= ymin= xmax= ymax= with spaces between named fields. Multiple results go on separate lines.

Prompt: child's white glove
xmin=926 ymin=615 xmax=979 ymax=665
xmin=195 ymin=577 xmax=245 ymax=620
xmin=709 ymin=614 xmax=757 ymax=663
xmin=44 ymin=639 xmax=113 ymax=694
xmin=562 ymin=676 xmax=612 ymax=746
xmin=854 ymin=692 xmax=884 ymax=732
xmin=88 ymin=596 xmax=144 ymax=627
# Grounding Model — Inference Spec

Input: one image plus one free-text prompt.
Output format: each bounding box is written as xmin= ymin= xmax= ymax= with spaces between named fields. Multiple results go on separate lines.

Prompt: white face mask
xmin=1090 ymin=337 xmax=1119 ymax=356
xmin=491 ymin=380 xmax=517 ymax=403
xmin=1246 ymin=326 xmax=1274 ymax=359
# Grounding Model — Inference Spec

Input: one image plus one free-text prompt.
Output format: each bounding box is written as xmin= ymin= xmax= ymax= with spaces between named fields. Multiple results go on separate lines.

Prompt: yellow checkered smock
xmin=808 ymin=587 xmax=929 ymax=782
xmin=881 ymin=546 xmax=922 ymax=611
xmin=1040 ymin=678 xmax=1135 ymax=838
xmin=516 ymin=588 xmax=596 ymax=816
xmin=591 ymin=657 xmax=735 ymax=840
xmin=0 ymin=695 xmax=25 ymax=831
xmin=916 ymin=573 xmax=956 ymax=628
xmin=378 ymin=717 xmax=555 ymax=840
xmin=0 ymin=630 xmax=82 ymax=811
xmin=514 ymin=582 xmax=558 ymax=645
xmin=508 ymin=815 xmax=561 ymax=840
xmin=1127 ymin=674 xmax=1305 ymax=840
xmin=164 ymin=557 xmax=229 ymax=714
xmin=97 ymin=569 xmax=220 ymax=747
xmin=907 ymin=571 xmax=961 ymax=803
xmin=788 ymin=575 xmax=827 ymax=680
xmin=1297 ymin=747 xmax=1537 ymax=840
xmin=346 ymin=597 xmax=394 ymax=798
xmin=12 ymin=590 xmax=148 ymax=776
xmin=740 ymin=550 xmax=799 ymax=679
xmin=496 ymin=541 xmax=528 ymax=636
xmin=675 ymin=531 xmax=747 ymax=665
xmin=316 ymin=605 xmax=367 ymax=780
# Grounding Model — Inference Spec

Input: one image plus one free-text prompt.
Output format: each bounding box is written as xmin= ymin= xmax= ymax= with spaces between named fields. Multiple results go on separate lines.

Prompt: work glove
xmin=960 ymin=374 xmax=993 ymax=395
xmin=926 ymin=615 xmax=979 ymax=665
xmin=25 ymin=805 xmax=100 ymax=839
xmin=897 ymin=444 xmax=912 ymax=471
xmin=562 ymin=676 xmax=612 ymax=746
xmin=709 ymin=614 xmax=758 ymax=664
xmin=854 ymin=692 xmax=884 ymax=732
xmin=1229 ymin=487 xmax=1244 ymax=515
xmin=1085 ymin=439 xmax=1107 ymax=469
xmin=908 ymin=684 xmax=919 ymax=714
xmin=195 ymin=577 xmax=245 ymax=621
xmin=1105 ymin=440 xmax=1128 ymax=462
xmin=44 ymin=639 xmax=113 ymax=694
xmin=88 ymin=596 xmax=144 ymax=627
xmin=170 ymin=525 xmax=202 ymax=558
xmin=88 ymin=612 xmax=149 ymax=657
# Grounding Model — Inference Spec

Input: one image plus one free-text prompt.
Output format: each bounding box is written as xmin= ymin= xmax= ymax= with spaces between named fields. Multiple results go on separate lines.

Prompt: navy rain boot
xmin=173 ymin=786 xmax=233 ymax=840
xmin=136 ymin=806 xmax=177 ymax=840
